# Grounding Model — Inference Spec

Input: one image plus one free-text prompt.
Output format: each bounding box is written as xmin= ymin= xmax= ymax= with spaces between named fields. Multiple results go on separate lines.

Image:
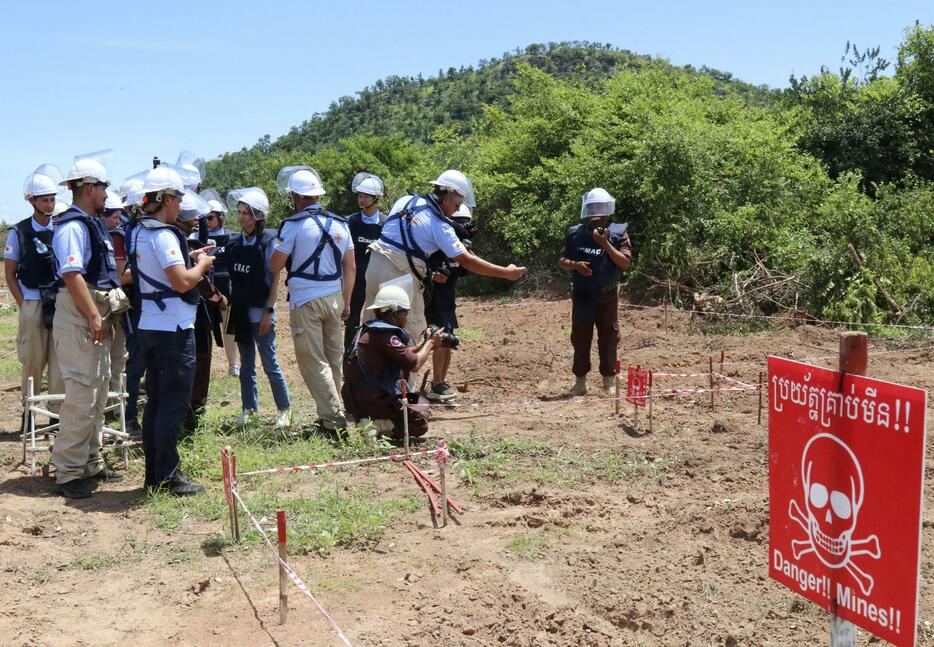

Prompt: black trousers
xmin=139 ymin=328 xmax=196 ymax=485
xmin=344 ymin=280 xmax=367 ymax=349
xmin=570 ymin=289 xmax=620 ymax=377
xmin=125 ymin=307 xmax=145 ymax=422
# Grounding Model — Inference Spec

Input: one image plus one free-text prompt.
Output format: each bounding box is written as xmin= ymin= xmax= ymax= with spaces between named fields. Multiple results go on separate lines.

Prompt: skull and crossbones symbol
xmin=787 ymin=433 xmax=881 ymax=595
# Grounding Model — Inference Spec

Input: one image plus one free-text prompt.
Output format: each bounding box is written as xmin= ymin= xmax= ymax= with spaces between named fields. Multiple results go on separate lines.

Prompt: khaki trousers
xmin=52 ymin=289 xmax=113 ymax=484
xmin=109 ymin=317 xmax=127 ymax=393
xmin=364 ymin=245 xmax=427 ymax=340
xmin=17 ymin=299 xmax=63 ymax=404
xmin=290 ymin=291 xmax=346 ymax=429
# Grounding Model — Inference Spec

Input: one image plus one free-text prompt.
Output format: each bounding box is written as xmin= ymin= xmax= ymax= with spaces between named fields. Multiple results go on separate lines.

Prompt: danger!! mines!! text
xmin=773 ymin=549 xmax=902 ymax=634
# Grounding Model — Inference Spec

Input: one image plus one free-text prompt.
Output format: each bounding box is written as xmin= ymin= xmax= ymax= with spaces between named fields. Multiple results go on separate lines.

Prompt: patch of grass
xmin=142 ymin=487 xmax=230 ymax=531
xmin=692 ymin=317 xmax=774 ymax=336
xmin=505 ymin=532 xmax=552 ymax=560
xmin=457 ymin=328 xmax=486 ymax=341
xmin=65 ymin=554 xmax=122 ymax=571
xmin=448 ymin=430 xmax=550 ymax=489
xmin=591 ymin=450 xmax=674 ymax=486
xmin=201 ymin=532 xmax=232 ymax=555
xmin=530 ymin=449 xmax=586 ymax=487
xmin=0 ymin=319 xmax=19 ymax=339
xmin=0 ymin=358 xmax=22 ymax=379
xmin=244 ymin=480 xmax=421 ymax=555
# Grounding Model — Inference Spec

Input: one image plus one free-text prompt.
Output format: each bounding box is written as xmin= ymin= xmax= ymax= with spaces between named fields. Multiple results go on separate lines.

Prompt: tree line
xmin=206 ymin=29 xmax=934 ymax=327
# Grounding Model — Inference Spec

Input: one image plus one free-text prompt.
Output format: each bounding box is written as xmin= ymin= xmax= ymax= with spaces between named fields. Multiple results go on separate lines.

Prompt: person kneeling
xmin=342 ymin=285 xmax=443 ymax=440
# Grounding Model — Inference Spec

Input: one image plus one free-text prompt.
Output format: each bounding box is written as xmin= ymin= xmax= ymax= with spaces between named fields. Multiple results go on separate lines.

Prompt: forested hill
xmin=205 ymin=28 xmax=934 ymax=329
xmin=210 ymin=42 xmax=773 ymax=167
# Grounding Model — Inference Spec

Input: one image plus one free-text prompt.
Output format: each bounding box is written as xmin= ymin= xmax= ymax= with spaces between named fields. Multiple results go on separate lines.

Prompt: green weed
xmin=65 ymin=554 xmax=122 ymax=572
xmin=457 ymin=328 xmax=487 ymax=341
xmin=505 ymin=532 xmax=552 ymax=560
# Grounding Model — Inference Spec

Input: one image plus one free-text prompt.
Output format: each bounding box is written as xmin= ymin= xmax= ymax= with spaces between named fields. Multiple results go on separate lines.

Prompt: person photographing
xmin=342 ymin=284 xmax=443 ymax=440
xmin=558 ymin=188 xmax=632 ymax=396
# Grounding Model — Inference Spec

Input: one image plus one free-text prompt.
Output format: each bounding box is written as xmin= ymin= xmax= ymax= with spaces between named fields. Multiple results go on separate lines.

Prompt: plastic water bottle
xmin=34 ymin=238 xmax=48 ymax=254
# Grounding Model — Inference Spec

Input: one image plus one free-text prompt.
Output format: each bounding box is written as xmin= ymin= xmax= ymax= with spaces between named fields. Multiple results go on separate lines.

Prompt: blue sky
xmin=1 ymin=0 xmax=930 ymax=222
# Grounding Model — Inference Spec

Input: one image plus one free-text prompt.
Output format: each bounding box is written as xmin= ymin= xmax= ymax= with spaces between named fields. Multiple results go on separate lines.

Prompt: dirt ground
xmin=0 ymin=296 xmax=932 ymax=647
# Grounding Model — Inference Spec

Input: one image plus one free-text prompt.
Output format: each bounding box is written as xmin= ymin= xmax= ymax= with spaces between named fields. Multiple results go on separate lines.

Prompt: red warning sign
xmin=768 ymin=357 xmax=927 ymax=646
xmin=626 ymin=366 xmax=649 ymax=407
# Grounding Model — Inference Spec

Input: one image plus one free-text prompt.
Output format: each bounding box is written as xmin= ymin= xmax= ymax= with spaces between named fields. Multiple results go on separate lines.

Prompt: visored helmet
xmin=432 ymin=169 xmax=475 ymax=208
xmin=179 ymin=191 xmax=211 ymax=222
xmin=351 ymin=172 xmax=384 ymax=197
xmin=452 ymin=204 xmax=472 ymax=221
xmin=139 ymin=166 xmax=185 ymax=197
xmin=580 ymin=188 xmax=615 ymax=219
xmin=23 ymin=168 xmax=60 ymax=199
xmin=227 ymin=187 xmax=269 ymax=219
xmin=277 ymin=165 xmax=325 ymax=198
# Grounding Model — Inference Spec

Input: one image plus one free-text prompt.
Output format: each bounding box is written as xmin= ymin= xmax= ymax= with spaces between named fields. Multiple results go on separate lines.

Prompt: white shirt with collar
xmin=273 ymin=211 xmax=351 ymax=309
xmin=131 ymin=224 xmax=196 ymax=332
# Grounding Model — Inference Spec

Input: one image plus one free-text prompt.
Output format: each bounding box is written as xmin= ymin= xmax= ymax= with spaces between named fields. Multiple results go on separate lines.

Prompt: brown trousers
xmin=570 ymin=289 xmax=620 ymax=377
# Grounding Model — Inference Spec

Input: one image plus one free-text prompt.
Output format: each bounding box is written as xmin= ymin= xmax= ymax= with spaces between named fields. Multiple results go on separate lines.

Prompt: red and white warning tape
xmin=230 ymin=486 xmax=353 ymax=646
xmin=654 ymin=385 xmax=758 ymax=397
xmin=652 ymin=371 xmax=712 ymax=378
xmin=238 ymin=448 xmax=443 ymax=478
xmin=713 ymin=372 xmax=758 ymax=389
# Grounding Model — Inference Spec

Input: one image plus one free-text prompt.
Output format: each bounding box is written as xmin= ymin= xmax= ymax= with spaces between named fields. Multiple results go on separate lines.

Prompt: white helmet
xmin=62 ymin=158 xmax=109 ymax=187
xmin=367 ymin=284 xmax=411 ymax=312
xmin=198 ymin=188 xmax=223 ymax=210
xmin=581 ymin=188 xmax=615 ymax=219
xmin=158 ymin=162 xmax=201 ymax=192
xmin=432 ymin=169 xmax=476 ymax=208
xmin=179 ymin=191 xmax=211 ymax=222
xmin=277 ymin=165 xmax=323 ymax=197
xmin=104 ymin=190 xmax=124 ymax=211
xmin=23 ymin=173 xmax=59 ymax=199
xmin=227 ymin=187 xmax=269 ymax=219
xmin=351 ymin=172 xmax=384 ymax=197
xmin=389 ymin=195 xmax=413 ymax=216
xmin=52 ymin=201 xmax=70 ymax=218
xmin=141 ymin=167 xmax=185 ymax=200
xmin=452 ymin=204 xmax=472 ymax=221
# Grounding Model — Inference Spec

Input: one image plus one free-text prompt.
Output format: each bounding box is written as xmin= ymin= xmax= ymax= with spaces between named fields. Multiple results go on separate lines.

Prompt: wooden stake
xmin=231 ymin=449 xmax=240 ymax=543
xmin=614 ymin=373 xmax=620 ymax=416
xmin=709 ymin=357 xmax=715 ymax=411
xmin=277 ymin=509 xmax=288 ymax=625
xmin=831 ymin=330 xmax=868 ymax=646
xmin=401 ymin=380 xmax=410 ymax=458
xmin=222 ymin=446 xmax=238 ymax=542
xmin=757 ymin=371 xmax=764 ymax=426
xmin=439 ymin=460 xmax=449 ymax=528
xmin=663 ymin=299 xmax=669 ymax=332
xmin=719 ymin=350 xmax=725 ymax=375
xmin=647 ymin=371 xmax=654 ymax=433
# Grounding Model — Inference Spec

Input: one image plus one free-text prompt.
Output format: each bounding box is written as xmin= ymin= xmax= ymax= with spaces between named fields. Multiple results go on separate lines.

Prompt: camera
xmin=428 ymin=325 xmax=460 ymax=349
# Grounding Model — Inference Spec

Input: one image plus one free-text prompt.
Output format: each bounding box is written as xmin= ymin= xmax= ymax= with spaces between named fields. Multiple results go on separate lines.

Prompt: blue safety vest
xmin=348 ymin=320 xmax=412 ymax=395
xmin=126 ymin=216 xmax=200 ymax=311
xmin=56 ymin=207 xmax=118 ymax=289
xmin=280 ymin=205 xmax=347 ymax=283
